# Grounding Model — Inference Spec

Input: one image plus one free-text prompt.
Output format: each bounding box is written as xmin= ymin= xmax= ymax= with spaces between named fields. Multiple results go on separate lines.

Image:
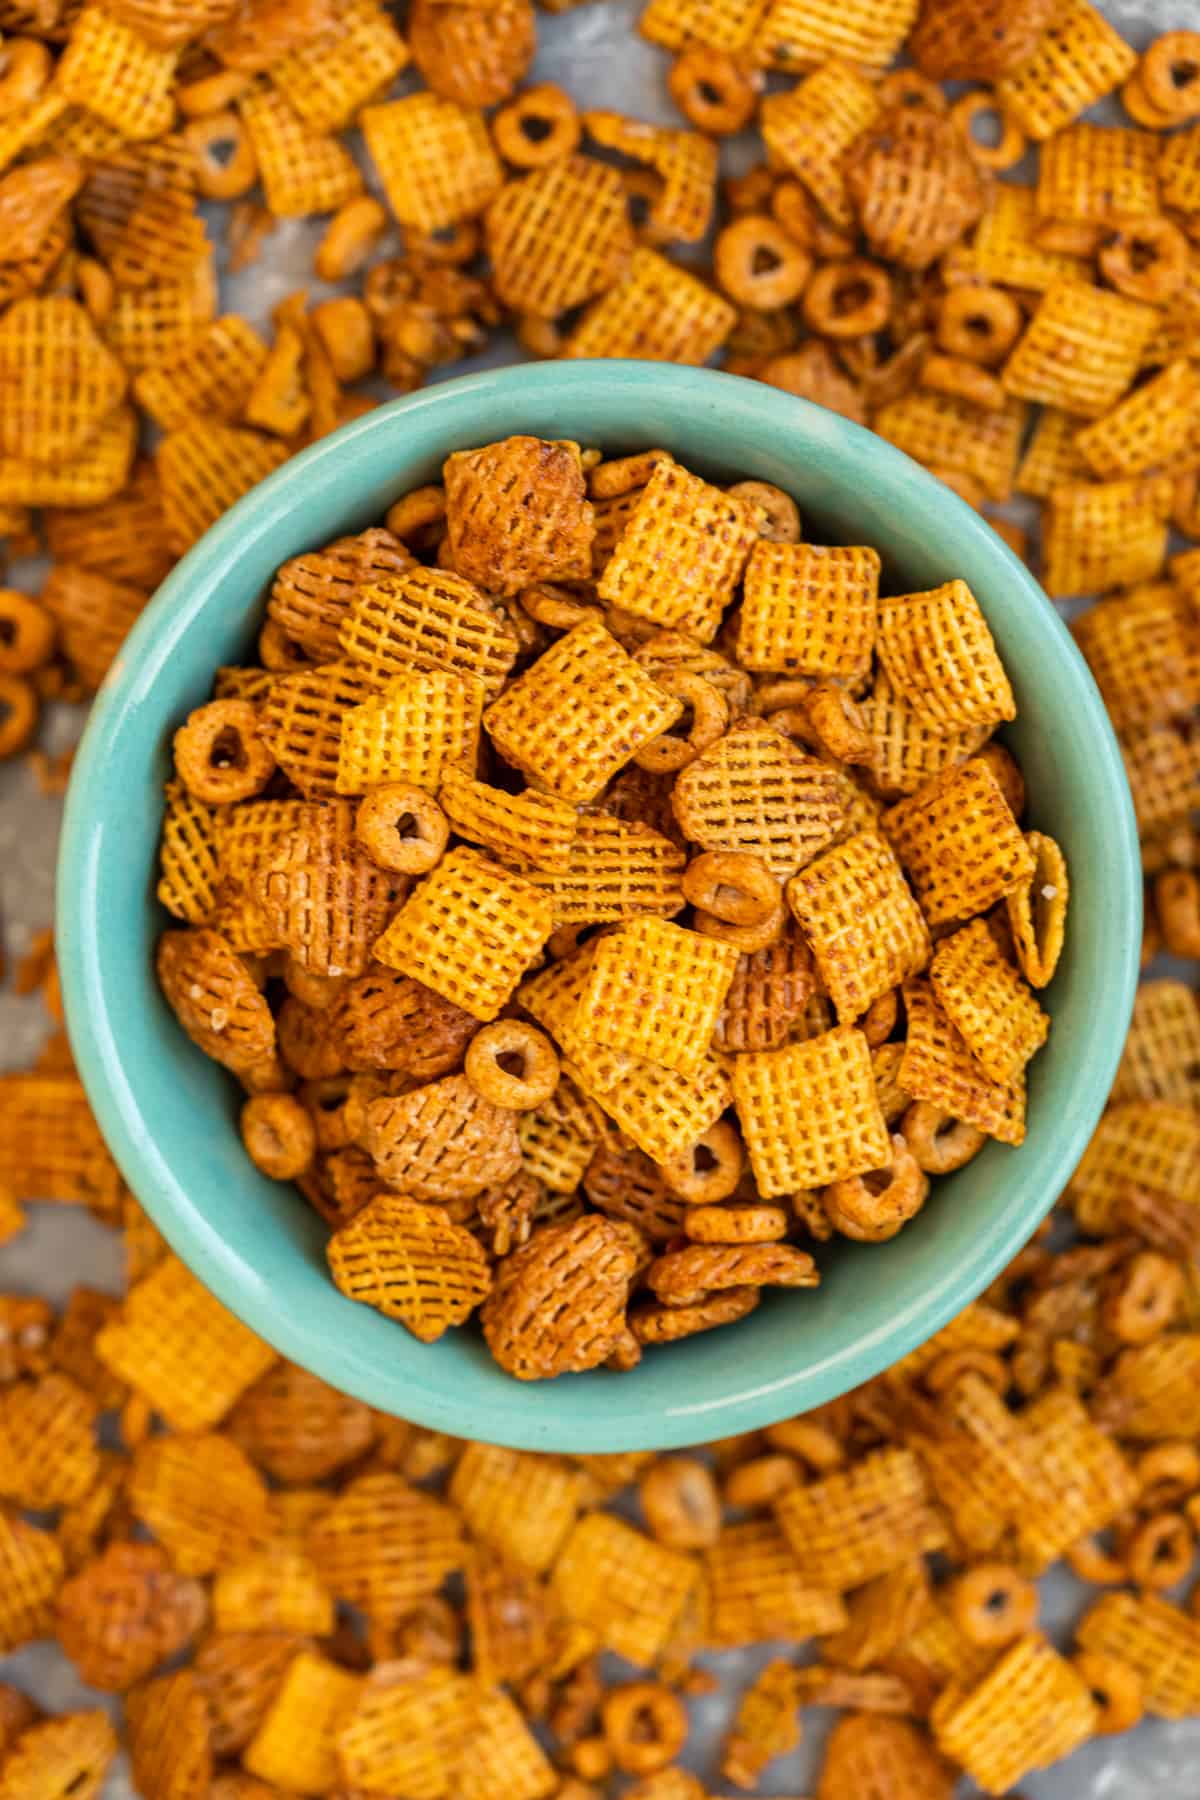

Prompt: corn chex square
xmin=882 ymin=758 xmax=1035 ymax=926
xmin=731 ymin=1024 xmax=889 ymax=1196
xmin=335 ymin=669 xmax=483 ymax=795
xmin=930 ymin=917 xmax=1049 ymax=1085
xmin=572 ymin=917 xmax=739 ymax=1076
xmin=786 ymin=829 xmax=931 ymax=1025
xmin=877 ymin=579 xmax=1015 ymax=731
xmin=737 ymin=539 xmax=879 ymax=679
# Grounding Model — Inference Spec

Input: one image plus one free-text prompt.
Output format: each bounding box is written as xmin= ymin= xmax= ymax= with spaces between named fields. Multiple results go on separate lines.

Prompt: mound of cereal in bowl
xmin=155 ymin=433 xmax=1067 ymax=1380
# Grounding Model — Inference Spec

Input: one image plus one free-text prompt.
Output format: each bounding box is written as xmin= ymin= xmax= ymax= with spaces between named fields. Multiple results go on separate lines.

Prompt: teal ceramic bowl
xmin=57 ymin=362 xmax=1139 ymax=1451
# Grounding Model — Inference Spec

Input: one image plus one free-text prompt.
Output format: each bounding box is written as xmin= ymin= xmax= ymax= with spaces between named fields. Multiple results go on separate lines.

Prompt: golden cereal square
xmin=244 ymin=1651 xmax=361 ymax=1795
xmin=134 ymin=316 xmax=269 ymax=433
xmin=1015 ymin=1388 xmax=1139 ymax=1572
xmin=486 ymin=158 xmax=634 ymax=321
xmin=932 ymin=1636 xmax=1097 ymax=1793
xmin=443 ymin=436 xmax=595 ymax=596
xmin=1075 ymin=360 xmax=1200 ymax=482
xmin=1160 ymin=125 xmax=1200 ymax=213
xmin=239 ymin=83 xmax=364 ymax=218
xmin=57 ymin=6 xmax=179 ymax=141
xmin=877 ymin=580 xmax=1015 ymax=731
xmin=524 ymin=812 xmax=685 ymax=924
xmin=899 ymin=978 xmax=1027 ymax=1144
xmin=786 ymin=830 xmax=931 ymax=1025
xmin=362 ymin=93 xmax=502 ymax=231
xmin=440 ymin=769 xmax=578 ymax=875
xmin=569 ymin=1044 xmax=731 ymax=1164
xmin=867 ymin=670 xmax=990 ymax=799
xmin=157 ymin=425 xmax=288 ymax=555
xmin=882 ymin=758 xmax=1035 ymax=926
xmin=1042 ymin=478 xmax=1171 ymax=599
xmin=1112 ymin=978 xmax=1200 ymax=1108
xmin=335 ymin=669 xmax=483 ymax=795
xmin=639 ymin=0 xmax=768 ymax=53
xmin=596 ymin=457 xmax=760 ymax=639
xmin=1076 ymin=1593 xmax=1200 ymax=1722
xmin=564 ymin=247 xmax=736 ymax=368
xmin=972 ymin=184 xmax=1084 ymax=293
xmin=737 ymin=540 xmax=879 ymax=678
xmin=484 ymin=615 xmax=682 ymax=804
xmin=1065 ymin=1100 xmax=1200 ymax=1234
xmin=873 ymin=389 xmax=1026 ymax=503
xmin=372 ymin=845 xmax=553 ymax=1020
xmin=1016 ymin=406 xmax=1094 ymax=499
xmin=1073 ymin=586 xmax=1200 ymax=730
xmin=773 ymin=1447 xmax=946 ymax=1591
xmin=328 ymin=1192 xmax=492 ymax=1343
xmin=1036 ymin=123 xmax=1159 ymax=225
xmin=705 ymin=1518 xmax=847 ymax=1647
xmin=759 ymin=62 xmax=880 ymax=227
xmin=752 ymin=0 xmax=918 ymax=72
xmin=731 ymin=1025 xmax=889 ymax=1195
xmin=269 ymin=527 xmax=417 ymax=664
xmin=270 ymin=0 xmax=410 ymax=133
xmin=930 ymin=918 xmax=1049 ymax=1084
xmin=551 ymin=1513 xmax=696 ymax=1666
xmin=573 ymin=917 xmax=740 ymax=1075
xmin=157 ymin=779 xmax=219 ymax=924
xmin=103 ymin=266 xmax=218 ymax=375
xmin=0 ymin=296 xmax=127 ymax=465
xmin=450 ymin=1442 xmax=584 ymax=1572
xmin=672 ymin=717 xmax=846 ymax=881
xmin=995 ymin=0 xmax=1137 ymax=140
xmin=339 ymin=567 xmax=520 ymax=700
xmin=1002 ymin=279 xmax=1157 ymax=419
xmin=581 ymin=111 xmax=716 ymax=247
xmin=261 ymin=662 xmax=381 ymax=798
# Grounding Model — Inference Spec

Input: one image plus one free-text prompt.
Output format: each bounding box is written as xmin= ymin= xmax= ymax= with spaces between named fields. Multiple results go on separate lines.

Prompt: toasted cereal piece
xmin=133 ymin=316 xmax=269 ymax=432
xmin=157 ymin=424 xmax=288 ymax=555
xmin=56 ymin=1542 xmax=206 ymax=1691
xmin=1037 ymin=121 xmax=1159 ymax=227
xmin=128 ymin=1431 xmax=270 ymax=1575
xmin=192 ymin=1632 xmax=305 ymax=1760
xmin=0 ymin=93 xmax=69 ymax=182
xmin=43 ymin=460 xmax=170 ymax=591
xmin=361 ymin=1071 xmax=522 ymax=1198
xmin=0 ymin=1511 xmax=64 ymax=1653
xmin=444 ymin=437 xmax=594 ymax=595
xmin=1076 ymin=1592 xmax=1200 ymax=1721
xmin=0 ymin=156 xmax=84 ymax=268
xmin=639 ymin=0 xmax=768 ymax=53
xmin=328 ymin=1192 xmax=492 ymax=1342
xmin=876 ymin=580 xmax=1015 ymax=731
xmin=932 ymin=1634 xmax=1097 ymax=1791
xmin=335 ymin=1666 xmax=478 ymax=1797
xmin=253 ymin=803 xmax=404 ymax=978
xmin=271 ymin=0 xmax=409 ymax=132
xmin=972 ymin=183 xmax=1086 ymax=293
xmin=41 ymin=561 xmax=149 ymax=693
xmin=212 ymin=1544 xmax=333 ymax=1637
xmin=486 ymin=156 xmax=633 ymax=319
xmin=335 ymin=668 xmax=483 ymax=796
xmin=704 ymin=1517 xmax=846 ymax=1646
xmin=525 ymin=811 xmax=686 ymax=924
xmin=0 ymin=1709 xmax=117 ymax=1800
xmin=156 ymin=926 xmax=279 ymax=1077
xmin=866 ymin=671 xmax=990 ymax=800
xmin=466 ymin=1549 xmax=554 ymax=1686
xmin=1043 ymin=478 xmax=1171 ymax=599
xmin=0 ymin=296 xmax=126 ymax=464
xmin=306 ymin=1470 xmax=463 ymax=1619
xmin=254 ymin=663 xmax=359 ymax=792
xmin=409 ymin=0 xmax=534 ymax=107
xmin=817 ymin=1714 xmax=954 ymax=1800
xmin=910 ymin=0 xmax=1055 ymax=79
xmin=95 ymin=1253 xmax=275 ymax=1431
xmin=481 ymin=1214 xmax=640 ymax=1379
xmin=571 ymin=1045 xmax=731 ymax=1164
xmin=57 ymin=6 xmax=178 ymax=140
xmin=1015 ymin=408 xmax=1098 ymax=502
xmin=564 ymin=247 xmax=736 ymax=367
xmin=518 ymin=1078 xmax=598 ymax=1194
xmin=1003 ymin=279 xmax=1156 ymax=419
xmin=774 ymin=1446 xmax=945 ymax=1591
xmin=226 ymin=1362 xmax=374 ymax=1485
xmin=238 ymin=81 xmax=362 ymax=217
xmin=573 ymin=918 xmax=739 ymax=1075
xmin=721 ymin=1657 xmax=801 ymax=1788
xmin=872 ymin=390 xmax=1026 ymax=503
xmin=649 ymin=1240 xmax=817 ymax=1305
xmin=1073 ymin=586 xmax=1200 ymax=730
xmin=713 ymin=927 xmax=815 ymax=1053
xmin=269 ymin=529 xmax=415 ymax=665
xmin=1159 ymin=121 xmax=1200 ymax=212
xmin=823 ymin=1559 xmax=931 ymax=1673
xmin=103 ymin=258 xmax=218 ymax=374
xmin=584 ymin=1134 xmax=689 ymax=1240
xmin=243 ymin=1650 xmax=361 ymax=1793
xmin=995 ymin=0 xmax=1137 ymax=139
xmin=1015 ymin=1388 xmax=1138 ymax=1571
xmin=0 ymin=1073 xmax=124 ymax=1216
xmin=596 ymin=459 xmax=759 ymax=641
xmin=846 ymin=107 xmax=984 ymax=272
xmin=0 ymin=1372 xmax=98 ymax=1508
xmin=362 ymin=93 xmax=502 ymax=231
xmin=551 ymin=1512 xmax=696 ymax=1664
xmin=759 ymin=61 xmax=879 ymax=228
xmin=583 ymin=110 xmax=717 ymax=245
xmin=451 ymin=1441 xmax=584 ymax=1571
xmin=373 ymin=845 xmax=551 ymax=1019
xmin=787 ymin=831 xmax=930 ymax=1025
xmin=737 ymin=540 xmax=878 ymax=679
xmin=1076 ymin=361 xmax=1200 ymax=482
xmin=673 ymin=717 xmax=846 ymax=881
xmin=732 ymin=1026 xmax=889 ymax=1196
xmin=752 ymin=0 xmax=916 ymax=71
xmin=883 ymin=759 xmax=1035 ymax=927
xmin=900 ymin=979 xmax=1026 ymax=1145
xmin=930 ymin=919 xmax=1048 ymax=1084
xmin=1112 ymin=979 xmax=1200 ymax=1108
xmin=339 ymin=566 xmax=519 ymax=700
xmin=439 ymin=769 xmax=578 ymax=875
xmin=1095 ymin=1334 xmax=1200 ymax=1440
xmin=1066 ymin=1101 xmax=1200 ymax=1233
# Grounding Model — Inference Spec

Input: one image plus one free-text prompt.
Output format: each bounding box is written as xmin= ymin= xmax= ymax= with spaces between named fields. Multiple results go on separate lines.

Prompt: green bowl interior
xmin=57 ymin=363 xmax=1139 ymax=1451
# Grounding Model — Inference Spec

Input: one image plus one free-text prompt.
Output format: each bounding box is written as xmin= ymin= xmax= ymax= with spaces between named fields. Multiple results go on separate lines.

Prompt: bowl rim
xmin=57 ymin=360 xmax=1140 ymax=1449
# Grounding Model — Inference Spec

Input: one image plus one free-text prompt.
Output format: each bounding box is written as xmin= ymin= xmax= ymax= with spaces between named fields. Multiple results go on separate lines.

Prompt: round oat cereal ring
xmin=1100 ymin=218 xmax=1189 ymax=304
xmin=1074 ymin=1651 xmax=1145 ymax=1735
xmin=355 ymin=783 xmax=449 ymax=876
xmin=241 ymin=1092 xmax=317 ymax=1181
xmin=950 ymin=91 xmax=1026 ymax=171
xmin=1141 ymin=31 xmax=1200 ymax=120
xmin=0 ymin=673 xmax=38 ymax=758
xmin=185 ymin=111 xmax=258 ymax=201
xmin=1066 ymin=1535 xmax=1127 ymax=1586
xmin=949 ymin=1563 xmax=1038 ymax=1649
xmin=634 ymin=670 xmax=728 ymax=772
xmin=822 ymin=1137 xmax=929 ymax=1243
xmin=1121 ymin=68 xmax=1182 ymax=128
xmin=1102 ymin=1249 xmax=1183 ymax=1345
xmin=258 ymin=618 xmax=313 ymax=673
xmin=0 ymin=38 xmax=51 ymax=113
xmin=0 ymin=589 xmax=55 ymax=673
xmin=902 ymin=1101 xmax=987 ymax=1174
xmin=728 ymin=479 xmax=800 ymax=542
xmin=493 ymin=82 xmax=581 ymax=166
xmin=638 ymin=1456 xmax=720 ymax=1549
xmin=859 ymin=988 xmax=898 ymax=1049
xmin=804 ymin=682 xmax=873 ymax=765
xmin=520 ymin=581 xmax=600 ymax=631
xmin=659 ymin=1120 xmax=745 ymax=1205
xmin=694 ymin=901 xmax=786 ymax=953
xmin=173 ymin=699 xmax=275 ymax=805
xmin=714 ymin=215 xmax=811 ymax=312
xmin=923 ymin=1348 xmax=1009 ymax=1395
xmin=1136 ymin=1442 xmax=1200 ymax=1510
xmin=878 ymin=68 xmax=947 ymax=113
xmin=1122 ymin=1510 xmax=1194 ymax=1591
xmin=465 ymin=1019 xmax=560 ymax=1111
xmin=667 ymin=48 xmax=760 ymax=135
xmin=803 ymin=259 xmax=892 ymax=338
xmin=602 ymin=1683 xmax=688 ymax=1776
xmin=406 ymin=220 xmax=483 ymax=265
xmin=681 ymin=850 xmax=781 ymax=927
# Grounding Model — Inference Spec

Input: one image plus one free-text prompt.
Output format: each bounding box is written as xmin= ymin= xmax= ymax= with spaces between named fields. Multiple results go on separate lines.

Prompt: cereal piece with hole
xmin=443 ymin=437 xmax=595 ymax=594
xmin=931 ymin=1634 xmax=1097 ymax=1792
xmin=1076 ymin=1592 xmax=1200 ymax=1721
xmin=1002 ymin=279 xmax=1157 ymax=419
xmin=930 ymin=918 xmax=1048 ymax=1084
xmin=883 ymin=758 xmax=1035 ymax=927
xmin=738 ymin=540 xmax=879 ymax=679
xmin=563 ymin=247 xmax=736 ymax=366
xmin=732 ymin=1025 xmax=889 ymax=1196
xmin=877 ymin=580 xmax=1014 ymax=731
xmin=363 ymin=93 xmax=503 ymax=231
xmin=328 ymin=1192 xmax=492 ymax=1342
xmin=572 ymin=917 xmax=739 ymax=1075
xmin=787 ymin=830 xmax=931 ymax=1025
xmin=774 ymin=1446 xmax=946 ymax=1591
xmin=486 ymin=158 xmax=633 ymax=319
xmin=901 ymin=978 xmax=1026 ymax=1145
xmin=335 ymin=669 xmax=483 ymax=796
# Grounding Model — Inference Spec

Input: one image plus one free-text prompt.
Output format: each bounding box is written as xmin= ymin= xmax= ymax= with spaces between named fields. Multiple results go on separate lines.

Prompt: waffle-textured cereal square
xmin=759 ymin=61 xmax=879 ymax=227
xmin=564 ymin=247 xmax=736 ymax=367
xmin=713 ymin=926 xmax=816 ymax=1054
xmin=882 ymin=758 xmax=1036 ymax=926
xmin=752 ymin=0 xmax=917 ymax=72
xmin=787 ymin=830 xmax=931 ymax=1025
xmin=1076 ymin=1593 xmax=1200 ymax=1721
xmin=0 ymin=1710 xmax=118 ymax=1800
xmin=1037 ymin=123 xmax=1159 ymax=225
xmin=335 ymin=669 xmax=483 ymax=795
xmin=1075 ymin=359 xmax=1200 ymax=481
xmin=972 ymin=183 xmax=1085 ymax=293
xmin=133 ymin=317 xmax=269 ymax=432
xmin=1066 ymin=1100 xmax=1200 ymax=1233
xmin=459 ymin=1686 xmax=556 ymax=1800
xmin=932 ymin=1635 xmax=1097 ymax=1793
xmin=774 ymin=1447 xmax=946 ymax=1591
xmin=57 ymin=7 xmax=179 ymax=141
xmin=339 ymin=567 xmax=519 ymax=700
xmin=0 ymin=1072 xmax=125 ymax=1217
xmin=128 ymin=1432 xmax=270 ymax=1575
xmin=335 ymin=1667 xmax=477 ymax=1798
xmin=1015 ymin=1388 xmax=1139 ymax=1572
xmin=1042 ymin=478 xmax=1171 ymax=599
xmin=1003 ymin=280 xmax=1156 ymax=419
xmin=95 ymin=1253 xmax=276 ymax=1431
xmin=1124 ymin=720 xmax=1200 ymax=840
xmin=1016 ymin=406 xmax=1097 ymax=499
xmin=1112 ymin=979 xmax=1200 ymax=1108
xmin=673 ymin=717 xmax=846 ymax=881
xmin=361 ymin=1071 xmax=522 ymax=1199
xmin=705 ymin=1518 xmax=846 ymax=1647
xmin=909 ymin=0 xmax=1057 ymax=78
xmin=212 ymin=1544 xmax=334 ymax=1637
xmin=573 ymin=917 xmax=739 ymax=1074
xmin=103 ymin=263 xmax=218 ymax=374
xmin=877 ymin=580 xmax=1015 ymax=732
xmin=818 ymin=1714 xmax=955 ymax=1800
xmin=372 ymin=846 xmax=552 ymax=1019
xmin=239 ymin=82 xmax=363 ymax=217
xmin=571 ymin=1044 xmax=731 ymax=1163
xmin=517 ymin=1078 xmax=599 ymax=1192
xmin=443 ymin=436 xmax=595 ymax=595
xmin=254 ymin=802 xmax=404 ymax=978
xmin=0 ymin=1373 xmax=99 ymax=1508
xmin=328 ymin=1192 xmax=493 ymax=1342
xmin=596 ymin=458 xmax=760 ymax=640
xmin=450 ymin=1442 xmax=584 ymax=1572
xmin=260 ymin=662 xmax=380 ymax=797
xmin=362 ymin=93 xmax=502 ymax=231
xmin=306 ymin=1470 xmax=464 ymax=1621
xmin=41 ymin=560 xmax=150 ymax=692
xmin=466 ymin=1549 xmax=554 ymax=1686
xmin=1159 ymin=123 xmax=1200 ymax=213
xmin=1073 ymin=586 xmax=1200 ymax=730
xmin=0 ymin=296 xmax=127 ymax=463
xmin=930 ymin=918 xmax=1049 ymax=1084
xmin=157 ymin=425 xmax=288 ymax=555
xmin=639 ymin=0 xmax=768 ymax=52
xmin=486 ymin=158 xmax=633 ymax=320
xmin=271 ymin=0 xmax=410 ymax=133
xmin=995 ymin=0 xmax=1137 ymax=139
xmin=243 ymin=1651 xmax=361 ymax=1794
xmin=873 ymin=389 xmax=1026 ymax=504
xmin=731 ymin=1025 xmax=889 ymax=1196
xmin=738 ymin=540 xmax=879 ymax=679
xmin=867 ymin=671 xmax=990 ymax=799
xmin=43 ymin=458 xmax=171 ymax=589
xmin=551 ymin=1512 xmax=696 ymax=1666
xmin=484 ymin=616 xmax=681 ymax=803
xmin=822 ymin=1559 xmax=931 ymax=1672
xmin=0 ymin=1511 xmax=64 ymax=1653
xmin=847 ymin=106 xmax=984 ymax=273
xmin=439 ymin=769 xmax=578 ymax=875
xmin=900 ymin=978 xmax=1026 ymax=1144
xmin=269 ymin=528 xmax=416 ymax=664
